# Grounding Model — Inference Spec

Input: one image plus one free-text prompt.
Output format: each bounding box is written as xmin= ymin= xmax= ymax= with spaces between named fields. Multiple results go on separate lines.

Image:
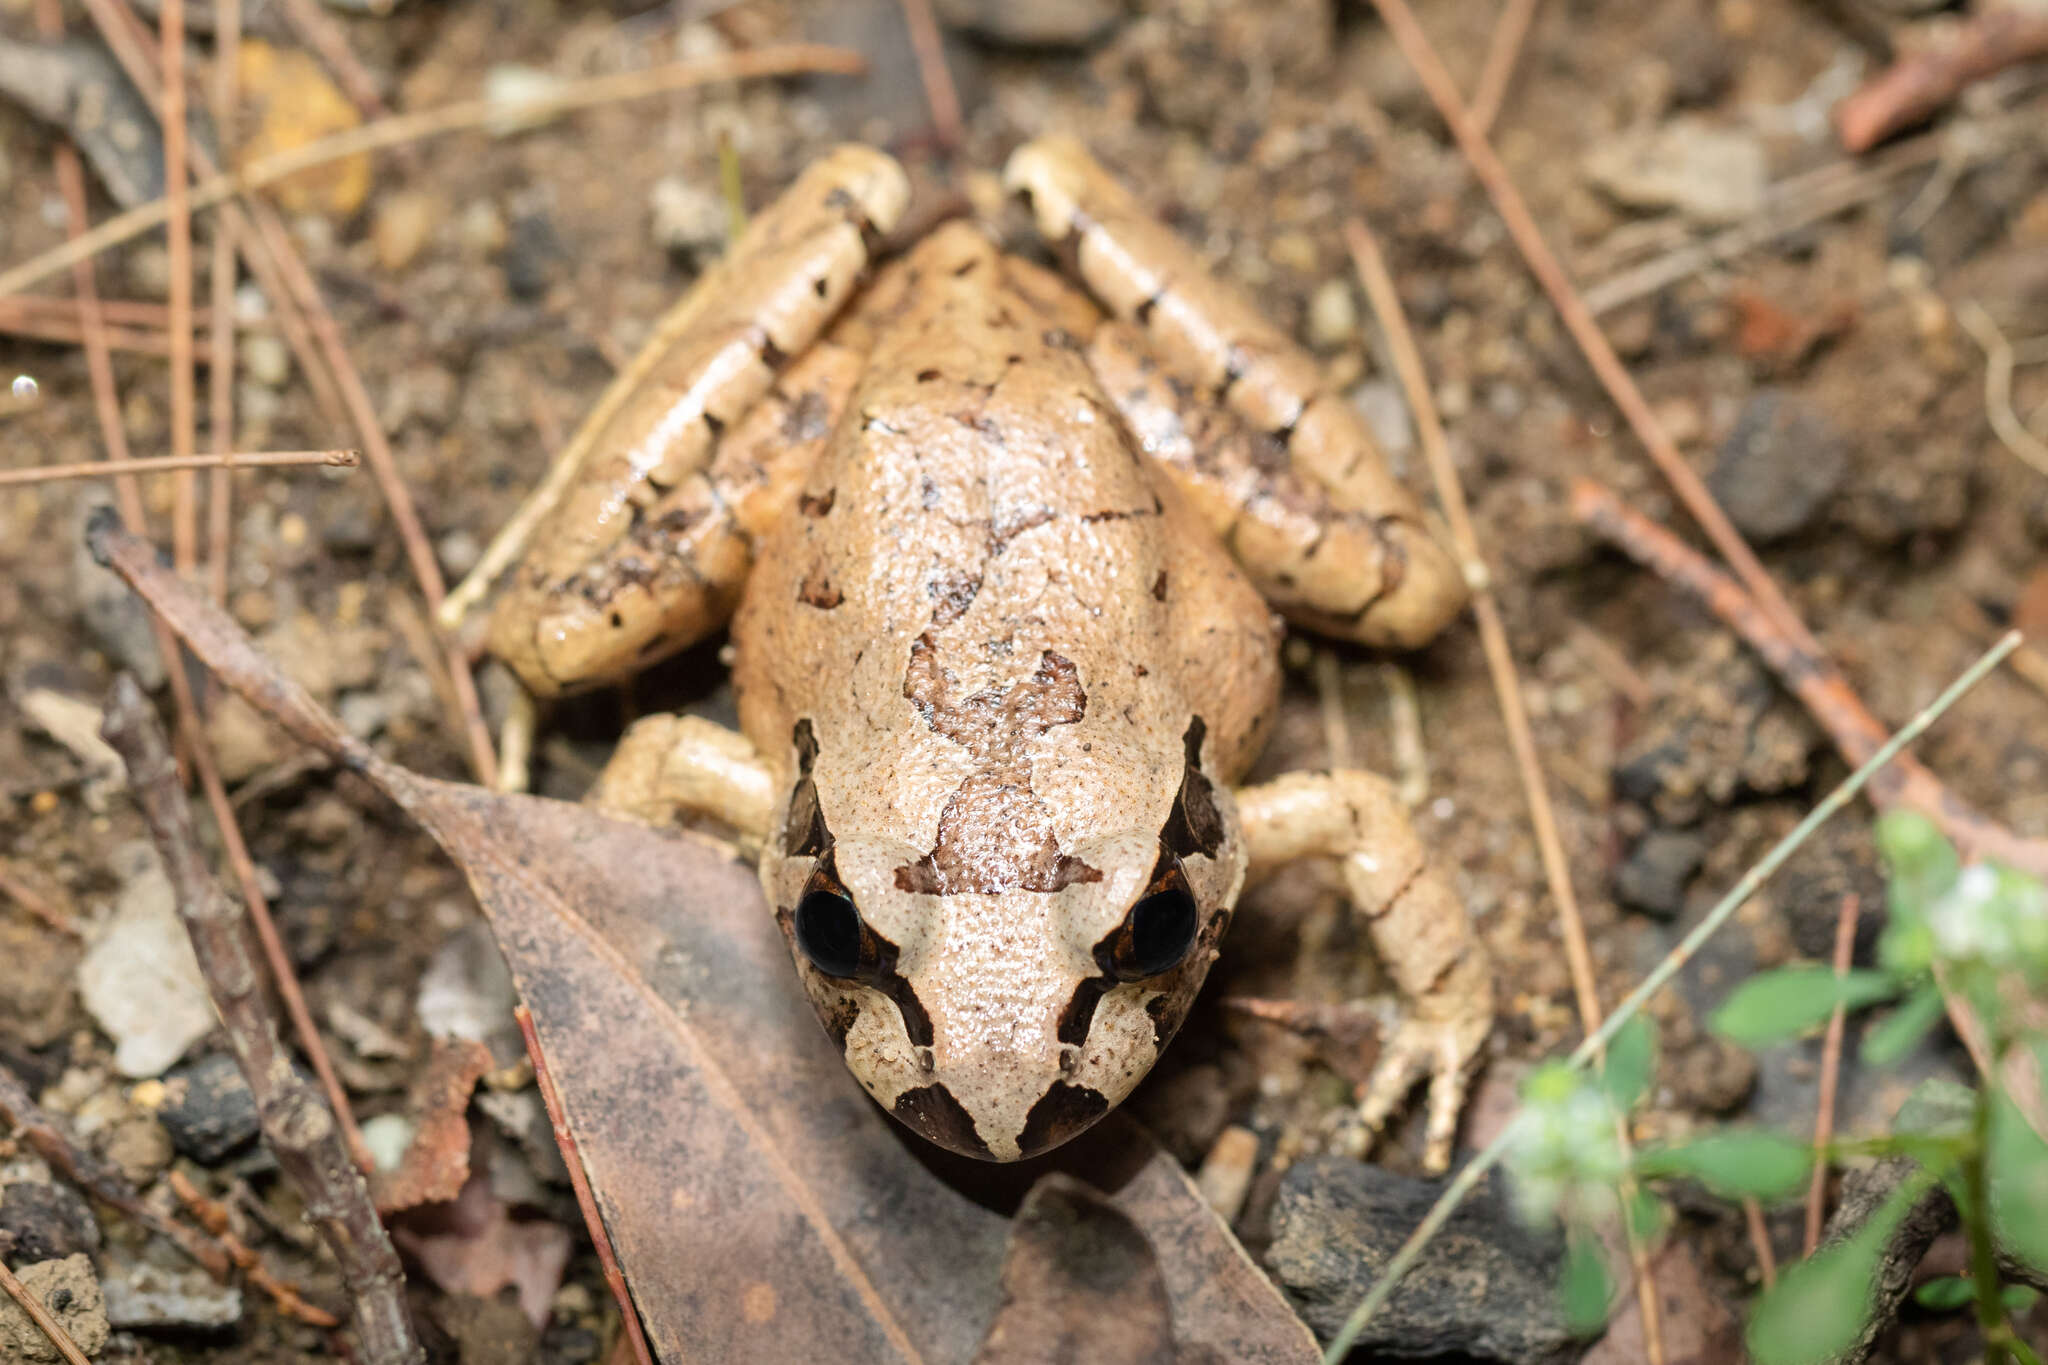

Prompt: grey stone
xmin=157 ymin=1053 xmax=262 ymax=1164
xmin=1614 ymin=830 xmax=1708 ymax=921
xmin=1709 ymin=390 xmax=1849 ymax=543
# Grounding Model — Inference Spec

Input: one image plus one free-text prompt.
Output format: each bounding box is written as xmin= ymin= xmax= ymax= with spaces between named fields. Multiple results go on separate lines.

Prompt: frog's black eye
xmin=1101 ymin=856 xmax=1201 ymax=981
xmin=795 ymin=885 xmax=865 ymax=979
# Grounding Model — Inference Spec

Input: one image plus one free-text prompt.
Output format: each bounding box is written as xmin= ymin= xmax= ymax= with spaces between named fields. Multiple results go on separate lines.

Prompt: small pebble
xmin=649 ymin=176 xmax=728 ymax=266
xmin=76 ymin=841 xmax=214 ymax=1078
xmin=0 ymin=1255 xmax=110 ymax=1361
xmin=1306 ymin=280 xmax=1358 ymax=350
xmin=11 ymin=374 xmax=36 ymax=400
xmin=241 ymin=332 xmax=292 ymax=389
xmin=155 ymin=1054 xmax=262 ymax=1163
xmin=99 ymin=1250 xmax=242 ymax=1330
xmin=458 ymin=200 xmax=508 ymax=258
xmin=0 ymin=1181 xmax=102 ymax=1262
xmin=373 ymin=189 xmax=442 ymax=272
xmin=1708 ymin=388 xmax=1847 ymax=543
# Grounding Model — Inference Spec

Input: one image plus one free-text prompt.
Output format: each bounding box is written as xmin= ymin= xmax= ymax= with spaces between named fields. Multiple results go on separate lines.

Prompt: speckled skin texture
xmin=485 ymin=141 xmax=1491 ymax=1166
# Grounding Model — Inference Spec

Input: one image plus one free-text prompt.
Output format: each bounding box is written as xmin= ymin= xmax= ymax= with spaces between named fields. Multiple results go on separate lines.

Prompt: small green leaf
xmin=2003 ymin=1284 xmax=2041 ymax=1313
xmin=1911 ymin=1275 xmax=1974 ymax=1311
xmin=1625 ymin=1187 xmax=1671 ymax=1245
xmin=1711 ymin=967 xmax=1901 ymax=1049
xmin=1860 ymin=981 xmax=1946 ymax=1067
xmin=1747 ymin=1177 xmax=1924 ymax=1365
xmin=1989 ymin=1092 xmax=2048 ymax=1274
xmin=1601 ymin=1016 xmax=1656 ymax=1112
xmin=1875 ymin=810 xmax=1959 ymax=916
xmin=1635 ymin=1130 xmax=1815 ymax=1203
xmin=1560 ymin=1230 xmax=1612 ymax=1336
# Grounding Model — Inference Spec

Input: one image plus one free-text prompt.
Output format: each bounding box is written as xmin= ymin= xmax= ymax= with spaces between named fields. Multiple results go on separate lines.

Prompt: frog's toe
xmin=1355 ymin=1009 xmax=1487 ymax=1174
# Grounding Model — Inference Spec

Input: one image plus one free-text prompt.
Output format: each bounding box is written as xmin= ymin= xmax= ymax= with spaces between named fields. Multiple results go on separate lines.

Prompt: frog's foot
xmin=1233 ymin=770 xmax=1494 ymax=1174
xmin=586 ymin=713 xmax=776 ymax=847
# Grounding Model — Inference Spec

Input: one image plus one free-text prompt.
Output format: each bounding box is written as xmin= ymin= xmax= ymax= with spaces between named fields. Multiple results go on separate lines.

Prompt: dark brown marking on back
xmin=1151 ymin=569 xmax=1168 ymax=601
xmin=1016 ymin=1083 xmax=1110 ymax=1156
xmin=798 ymin=488 xmax=836 ymax=517
xmin=798 ymin=567 xmax=843 ymax=610
xmin=927 ymin=569 xmax=984 ymax=629
xmin=1160 ymin=716 xmax=1224 ymax=860
xmin=781 ymin=719 xmax=830 ymax=858
xmin=893 ymin=1084 xmax=989 ymax=1157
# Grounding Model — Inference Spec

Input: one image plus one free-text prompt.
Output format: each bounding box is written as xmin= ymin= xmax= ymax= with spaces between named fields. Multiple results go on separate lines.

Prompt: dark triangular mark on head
xmin=1160 ymin=716 xmax=1224 ymax=860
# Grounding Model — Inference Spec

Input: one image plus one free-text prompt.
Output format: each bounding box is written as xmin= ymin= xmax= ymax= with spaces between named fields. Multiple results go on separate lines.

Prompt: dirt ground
xmin=2 ymin=0 xmax=2046 ymax=1360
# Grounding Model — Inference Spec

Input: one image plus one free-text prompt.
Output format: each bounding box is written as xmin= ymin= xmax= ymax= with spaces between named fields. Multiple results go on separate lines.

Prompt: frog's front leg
xmin=1234 ymin=771 xmax=1493 ymax=1173
xmin=586 ymin=713 xmax=776 ymax=847
xmin=480 ymin=145 xmax=908 ymax=695
xmin=1005 ymin=138 xmax=1467 ymax=650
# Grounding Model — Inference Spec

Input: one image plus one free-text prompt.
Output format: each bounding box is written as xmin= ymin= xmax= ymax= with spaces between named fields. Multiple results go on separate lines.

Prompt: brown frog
xmin=449 ymin=140 xmax=1492 ymax=1168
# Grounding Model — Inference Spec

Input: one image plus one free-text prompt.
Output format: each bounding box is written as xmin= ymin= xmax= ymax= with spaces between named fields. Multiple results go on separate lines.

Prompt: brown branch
xmin=1835 ymin=8 xmax=2048 ymax=153
xmin=0 ymin=449 xmax=359 ymax=486
xmin=898 ymin=0 xmax=964 ymax=150
xmin=1364 ymin=0 xmax=1820 ymax=659
xmin=1807 ymin=893 xmax=1860 ymax=1256
xmin=208 ymin=0 xmax=240 ymax=606
xmin=1570 ymin=477 xmax=2048 ymax=885
xmin=167 ymin=1169 xmax=341 ymax=1327
xmin=0 ymin=1064 xmax=232 ymax=1280
xmin=517 ymin=1006 xmax=654 ymax=1365
xmin=163 ymin=0 xmax=197 ymax=577
xmin=1468 ymin=0 xmax=1540 ymax=135
xmin=102 ymin=677 xmax=423 ymax=1365
xmin=1346 ymin=213 xmax=1666 ymax=1365
xmin=0 ymin=1258 xmax=90 ymax=1365
xmin=0 ymin=313 xmax=172 ymax=354
xmin=1743 ymin=1196 xmax=1778 ymax=1287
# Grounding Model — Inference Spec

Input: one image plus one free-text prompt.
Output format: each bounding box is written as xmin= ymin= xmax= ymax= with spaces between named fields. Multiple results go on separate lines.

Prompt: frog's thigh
xmin=1234 ymin=770 xmax=1493 ymax=1172
xmin=486 ymin=145 xmax=909 ymax=695
xmin=1089 ymin=323 xmax=1438 ymax=640
xmin=587 ymin=713 xmax=776 ymax=844
xmin=1006 ymin=138 xmax=1466 ymax=649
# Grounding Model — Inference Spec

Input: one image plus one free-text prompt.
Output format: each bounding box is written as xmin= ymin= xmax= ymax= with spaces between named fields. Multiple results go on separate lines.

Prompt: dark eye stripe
xmin=1160 ymin=715 xmax=1223 ymax=859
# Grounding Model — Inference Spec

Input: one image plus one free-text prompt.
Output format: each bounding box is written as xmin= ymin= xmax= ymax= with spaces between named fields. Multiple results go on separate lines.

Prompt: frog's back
xmin=732 ymin=222 xmax=1280 ymax=837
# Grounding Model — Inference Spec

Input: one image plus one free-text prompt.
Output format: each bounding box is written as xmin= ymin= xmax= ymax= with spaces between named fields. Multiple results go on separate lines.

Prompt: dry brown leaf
xmin=375 ymin=1037 xmax=494 ymax=1214
xmin=90 ymin=515 xmax=1318 ymax=1365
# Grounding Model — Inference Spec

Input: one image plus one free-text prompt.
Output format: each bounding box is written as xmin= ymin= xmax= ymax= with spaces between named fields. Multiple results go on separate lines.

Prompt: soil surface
xmin=2 ymin=0 xmax=2046 ymax=1361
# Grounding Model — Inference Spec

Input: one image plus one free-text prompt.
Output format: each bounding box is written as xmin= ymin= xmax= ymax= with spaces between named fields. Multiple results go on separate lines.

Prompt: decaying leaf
xmin=374 ymin=1037 xmax=494 ymax=1214
xmin=89 ymin=516 xmax=1318 ymax=1364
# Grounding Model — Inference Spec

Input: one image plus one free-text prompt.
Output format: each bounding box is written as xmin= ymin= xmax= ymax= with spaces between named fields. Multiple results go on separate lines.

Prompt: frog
xmin=459 ymin=139 xmax=1493 ymax=1168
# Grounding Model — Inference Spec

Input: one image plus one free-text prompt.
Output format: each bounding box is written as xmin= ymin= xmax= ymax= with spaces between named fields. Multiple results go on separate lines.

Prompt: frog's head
xmin=765 ymin=715 xmax=1244 ymax=1161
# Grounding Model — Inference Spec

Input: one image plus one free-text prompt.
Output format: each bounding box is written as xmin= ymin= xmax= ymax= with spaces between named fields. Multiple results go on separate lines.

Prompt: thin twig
xmin=103 ymin=677 xmax=423 ymax=1365
xmin=1744 ymin=1197 xmax=1778 ymax=1287
xmin=1807 ymin=893 xmax=1860 ymax=1256
xmin=1468 ymin=0 xmax=1539 ymax=135
xmin=898 ymin=0 xmax=964 ymax=150
xmin=0 ymin=858 xmax=82 ymax=937
xmin=1572 ymin=478 xmax=2048 ymax=881
xmin=1319 ymin=632 xmax=2021 ymax=1361
xmin=0 ymin=1257 xmax=90 ymax=1365
xmin=208 ymin=0 xmax=240 ymax=605
xmin=0 ymin=295 xmax=213 ymax=328
xmin=167 ymin=1169 xmax=341 ymax=1327
xmin=0 ymin=45 xmax=868 ymax=301
xmin=1347 ymin=214 xmax=1665 ymax=1365
xmin=0 ymin=313 xmax=173 ymax=354
xmin=0 ymin=1064 xmax=232 ymax=1280
xmin=516 ymin=1006 xmax=655 ymax=1365
xmin=163 ymin=0 xmax=197 ymax=576
xmin=1956 ymin=299 xmax=2048 ymax=480
xmin=1367 ymin=0 xmax=1821 ymax=658
xmin=1835 ymin=7 xmax=2048 ymax=152
xmin=0 ymin=449 xmax=359 ymax=486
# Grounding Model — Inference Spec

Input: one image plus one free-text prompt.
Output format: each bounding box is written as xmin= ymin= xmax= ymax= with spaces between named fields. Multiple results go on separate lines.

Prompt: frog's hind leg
xmin=1005 ymin=138 xmax=1467 ymax=650
xmin=1233 ymin=770 xmax=1493 ymax=1173
xmin=586 ymin=712 xmax=776 ymax=845
xmin=472 ymin=146 xmax=909 ymax=696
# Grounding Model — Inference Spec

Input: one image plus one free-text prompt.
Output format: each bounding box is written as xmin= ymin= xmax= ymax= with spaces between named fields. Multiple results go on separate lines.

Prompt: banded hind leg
xmin=473 ymin=145 xmax=910 ymax=696
xmin=1234 ymin=771 xmax=1492 ymax=1173
xmin=1004 ymin=137 xmax=1468 ymax=649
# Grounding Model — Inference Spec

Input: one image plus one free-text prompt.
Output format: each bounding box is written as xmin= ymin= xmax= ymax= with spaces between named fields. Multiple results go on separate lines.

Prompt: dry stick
xmin=167 ymin=1169 xmax=342 ymax=1327
xmin=104 ymin=677 xmax=424 ymax=1365
xmin=0 ymin=45 xmax=867 ymax=301
xmin=208 ymin=0 xmax=240 ymax=606
xmin=1319 ymin=631 xmax=2021 ymax=1362
xmin=1835 ymin=7 xmax=2048 ymax=153
xmin=0 ymin=314 xmax=173 ymax=354
xmin=54 ymin=0 xmax=376 ymax=1176
xmin=164 ymin=0 xmax=197 ymax=576
xmin=0 ymin=449 xmax=359 ymax=486
xmin=1957 ymin=298 xmax=2048 ymax=481
xmin=1467 ymin=0 xmax=1540 ymax=135
xmin=0 ymin=859 xmax=82 ymax=937
xmin=1366 ymin=0 xmax=1816 ymax=656
xmin=1807 ymin=893 xmax=1861 ymax=1257
xmin=0 ymin=1257 xmax=90 ymax=1365
xmin=1346 ymin=216 xmax=1665 ymax=1365
xmin=0 ymin=1064 xmax=232 ymax=1280
xmin=1744 ymin=1197 xmax=1778 ymax=1287
xmin=1571 ymin=478 xmax=2048 ymax=881
xmin=516 ymin=1006 xmax=655 ymax=1365
xmin=79 ymin=0 xmax=499 ymax=789
xmin=898 ymin=0 xmax=964 ymax=150
xmin=0 ymin=295 xmax=209 ymax=327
